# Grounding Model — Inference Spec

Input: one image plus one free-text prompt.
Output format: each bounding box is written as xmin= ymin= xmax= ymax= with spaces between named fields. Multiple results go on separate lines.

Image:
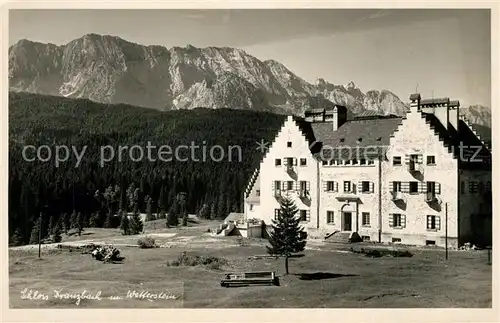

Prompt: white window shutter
xmin=281 ymin=181 xmax=286 ymax=190
xmin=322 ymin=180 xmax=327 ymax=191
xmin=389 ymin=214 xmax=394 ymax=227
xmin=334 ymin=181 xmax=338 ymax=192
xmin=357 ymin=181 xmax=362 ymax=191
xmin=405 ymin=155 xmax=410 ymax=164
xmin=370 ymin=182 xmax=375 ymax=193
xmin=436 ymin=183 xmax=441 ymax=194
xmin=436 ymin=216 xmax=441 ymax=230
xmin=283 ymin=158 xmax=288 ymax=166
xmin=306 ymin=210 xmax=310 ymax=222
xmin=419 ymin=182 xmax=426 ymax=193
xmin=417 ymin=154 xmax=423 ymax=163
xmin=306 ymin=181 xmax=310 ymax=191
xmin=389 ymin=181 xmax=394 ymax=192
xmin=401 ymin=215 xmax=406 ymax=228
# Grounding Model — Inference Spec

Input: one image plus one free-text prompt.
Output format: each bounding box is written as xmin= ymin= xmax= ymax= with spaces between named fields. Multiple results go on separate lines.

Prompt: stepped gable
xmin=420 ymin=112 xmax=491 ymax=168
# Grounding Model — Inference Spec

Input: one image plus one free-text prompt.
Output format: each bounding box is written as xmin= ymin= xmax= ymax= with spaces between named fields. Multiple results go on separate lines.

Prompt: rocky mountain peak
xmin=8 ymin=33 xmax=490 ymax=128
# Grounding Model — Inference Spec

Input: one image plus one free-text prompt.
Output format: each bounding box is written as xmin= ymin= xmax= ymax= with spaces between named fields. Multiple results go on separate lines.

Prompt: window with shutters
xmin=299 ymin=210 xmax=310 ymax=222
xmin=300 ymin=158 xmax=307 ymax=166
xmin=409 ymin=181 xmax=419 ymax=194
xmin=344 ymin=181 xmax=352 ymax=193
xmin=286 ymin=181 xmax=294 ymax=191
xmin=389 ymin=213 xmax=405 ymax=228
xmin=393 ymin=156 xmax=402 ymax=166
xmin=427 ymin=215 xmax=440 ymax=230
xmin=274 ymin=181 xmax=281 ymax=191
xmin=326 ymin=211 xmax=334 ymax=224
xmin=275 ymin=159 xmax=281 ymax=166
xmin=427 ymin=181 xmax=436 ymax=194
xmin=392 ymin=181 xmax=402 ymax=192
xmin=469 ymin=181 xmax=478 ymax=193
xmin=361 ymin=181 xmax=371 ymax=193
xmin=362 ymin=212 xmax=370 ymax=226
xmin=327 ymin=181 xmax=335 ymax=192
xmin=285 ymin=157 xmax=295 ymax=166
xmin=426 ymin=155 xmax=436 ymax=165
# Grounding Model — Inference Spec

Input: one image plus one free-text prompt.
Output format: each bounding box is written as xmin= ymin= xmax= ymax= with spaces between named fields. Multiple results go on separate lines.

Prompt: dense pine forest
xmin=8 ymin=92 xmax=285 ymax=246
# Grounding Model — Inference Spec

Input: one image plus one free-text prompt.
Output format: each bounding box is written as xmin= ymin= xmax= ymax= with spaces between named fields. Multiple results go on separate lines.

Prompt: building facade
xmin=243 ymin=94 xmax=492 ymax=248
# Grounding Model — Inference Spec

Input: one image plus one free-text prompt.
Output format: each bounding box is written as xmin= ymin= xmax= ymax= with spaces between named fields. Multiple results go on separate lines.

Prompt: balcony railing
xmin=299 ymin=189 xmax=310 ymax=199
xmin=425 ymin=192 xmax=441 ymax=204
xmin=392 ymin=191 xmax=405 ymax=202
xmin=409 ymin=160 xmax=424 ymax=174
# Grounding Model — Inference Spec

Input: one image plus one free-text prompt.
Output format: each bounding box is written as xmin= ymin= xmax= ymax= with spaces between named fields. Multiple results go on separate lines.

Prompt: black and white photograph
xmin=4 ymin=5 xmax=496 ymax=314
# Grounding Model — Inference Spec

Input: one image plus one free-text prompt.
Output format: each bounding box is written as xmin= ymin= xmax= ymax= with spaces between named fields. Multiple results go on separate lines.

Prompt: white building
xmin=244 ymin=93 xmax=492 ymax=248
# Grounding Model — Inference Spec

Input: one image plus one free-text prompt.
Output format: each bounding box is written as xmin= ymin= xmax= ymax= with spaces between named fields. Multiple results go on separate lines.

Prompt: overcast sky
xmin=9 ymin=9 xmax=491 ymax=107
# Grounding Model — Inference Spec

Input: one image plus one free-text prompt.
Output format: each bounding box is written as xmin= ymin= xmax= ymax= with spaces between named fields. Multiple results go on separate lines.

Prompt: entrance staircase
xmin=324 ymin=231 xmax=362 ymax=244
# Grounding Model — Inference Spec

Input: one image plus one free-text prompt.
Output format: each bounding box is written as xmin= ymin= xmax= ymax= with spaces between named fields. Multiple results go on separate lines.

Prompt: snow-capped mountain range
xmin=8 ymin=33 xmax=491 ymax=128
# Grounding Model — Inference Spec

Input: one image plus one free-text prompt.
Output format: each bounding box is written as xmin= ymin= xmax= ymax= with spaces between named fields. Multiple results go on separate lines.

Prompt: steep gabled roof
xmin=309 ymin=116 xmax=402 ymax=159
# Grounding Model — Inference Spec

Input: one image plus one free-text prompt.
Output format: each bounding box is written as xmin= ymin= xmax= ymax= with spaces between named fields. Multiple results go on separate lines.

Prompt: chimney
xmin=432 ymin=98 xmax=450 ymax=129
xmin=332 ymin=105 xmax=347 ymax=131
xmin=409 ymin=93 xmax=421 ymax=113
xmin=448 ymin=100 xmax=460 ymax=131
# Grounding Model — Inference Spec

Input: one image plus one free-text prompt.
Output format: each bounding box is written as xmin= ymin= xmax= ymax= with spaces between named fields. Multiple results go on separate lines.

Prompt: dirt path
xmin=10 ymin=232 xmax=179 ymax=251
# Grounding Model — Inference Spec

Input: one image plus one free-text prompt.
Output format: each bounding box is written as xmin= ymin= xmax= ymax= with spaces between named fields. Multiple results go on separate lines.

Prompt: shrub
xmin=137 ymin=236 xmax=157 ymax=249
xmin=166 ymin=252 xmax=228 ymax=270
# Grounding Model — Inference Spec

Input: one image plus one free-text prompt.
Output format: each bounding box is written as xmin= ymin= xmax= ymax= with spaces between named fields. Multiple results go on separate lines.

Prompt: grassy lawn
xmin=9 ymin=223 xmax=492 ymax=308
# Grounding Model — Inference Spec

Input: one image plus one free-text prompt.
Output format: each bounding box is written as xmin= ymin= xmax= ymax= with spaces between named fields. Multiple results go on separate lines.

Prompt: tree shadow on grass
xmin=295 ymin=272 xmax=358 ymax=281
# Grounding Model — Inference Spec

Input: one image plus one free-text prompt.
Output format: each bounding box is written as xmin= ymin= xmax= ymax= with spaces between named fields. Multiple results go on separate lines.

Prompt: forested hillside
xmin=8 ymin=92 xmax=285 ymax=245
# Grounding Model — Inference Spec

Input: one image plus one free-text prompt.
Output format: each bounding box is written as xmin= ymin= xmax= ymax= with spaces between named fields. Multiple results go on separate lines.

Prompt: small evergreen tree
xmin=89 ymin=212 xmax=98 ymax=227
xmin=129 ymin=213 xmax=143 ymax=234
xmin=9 ymin=228 xmax=25 ymax=247
xmin=52 ymin=223 xmax=62 ymax=243
xmin=145 ymin=195 xmax=154 ymax=221
xmin=76 ymin=212 xmax=84 ymax=236
xmin=120 ymin=213 xmax=131 ymax=235
xmin=69 ymin=211 xmax=77 ymax=231
xmin=198 ymin=203 xmax=210 ymax=219
xmin=266 ymin=196 xmax=307 ymax=275
xmin=210 ymin=202 xmax=217 ymax=220
xmin=47 ymin=215 xmax=55 ymax=236
xmin=104 ymin=210 xmax=115 ymax=228
xmin=167 ymin=198 xmax=179 ymax=227
xmin=29 ymin=217 xmax=41 ymax=244
xmin=61 ymin=212 xmax=70 ymax=234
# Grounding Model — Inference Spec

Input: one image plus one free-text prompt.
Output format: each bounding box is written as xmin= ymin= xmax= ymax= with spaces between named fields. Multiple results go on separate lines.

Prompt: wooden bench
xmin=220 ymin=271 xmax=279 ymax=287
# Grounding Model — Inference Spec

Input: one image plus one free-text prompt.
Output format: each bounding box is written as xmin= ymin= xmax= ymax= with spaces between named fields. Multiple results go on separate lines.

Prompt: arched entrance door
xmin=341 ymin=202 xmax=358 ymax=232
